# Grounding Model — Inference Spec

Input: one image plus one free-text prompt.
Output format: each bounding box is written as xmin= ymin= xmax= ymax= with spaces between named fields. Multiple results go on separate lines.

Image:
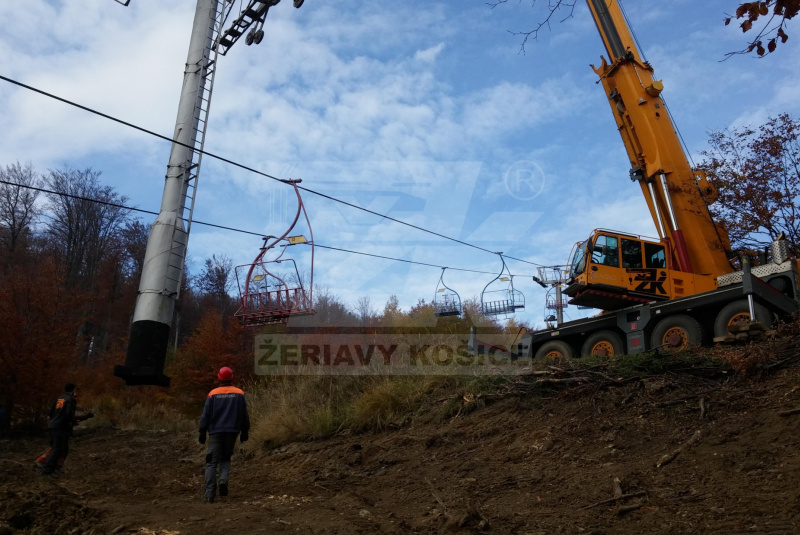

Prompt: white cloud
xmin=415 ymin=43 xmax=445 ymax=63
xmin=1 ymin=0 xmax=798 ymax=326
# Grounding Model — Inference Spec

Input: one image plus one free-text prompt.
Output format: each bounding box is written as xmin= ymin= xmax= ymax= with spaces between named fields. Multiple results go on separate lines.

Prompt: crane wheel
xmin=254 ymin=29 xmax=264 ymax=44
xmin=650 ymin=314 xmax=703 ymax=353
xmin=534 ymin=340 xmax=574 ymax=360
xmin=713 ymin=299 xmax=773 ymax=338
xmin=581 ymin=330 xmax=624 ymax=358
xmin=245 ymin=32 xmax=254 ymax=46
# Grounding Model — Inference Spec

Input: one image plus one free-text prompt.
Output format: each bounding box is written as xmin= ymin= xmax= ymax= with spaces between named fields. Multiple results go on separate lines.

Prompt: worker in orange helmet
xmin=198 ymin=367 xmax=250 ymax=503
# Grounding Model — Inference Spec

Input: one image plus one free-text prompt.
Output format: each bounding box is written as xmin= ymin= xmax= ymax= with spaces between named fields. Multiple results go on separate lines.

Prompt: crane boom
xmin=490 ymin=0 xmax=799 ymax=361
xmin=585 ymin=0 xmax=732 ymax=277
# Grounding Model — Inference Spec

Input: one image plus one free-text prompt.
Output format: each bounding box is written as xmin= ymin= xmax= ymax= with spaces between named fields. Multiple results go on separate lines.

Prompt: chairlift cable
xmin=0 ymin=179 xmax=543 ymax=277
xmin=0 ymin=74 xmax=547 ymax=267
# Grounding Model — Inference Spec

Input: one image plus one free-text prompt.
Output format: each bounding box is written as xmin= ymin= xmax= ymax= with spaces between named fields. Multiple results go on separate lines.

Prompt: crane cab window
xmin=591 ymin=235 xmax=619 ymax=267
xmin=645 ymin=242 xmax=666 ymax=269
xmin=621 ymin=239 xmax=643 ymax=268
xmin=570 ymin=240 xmax=588 ymax=277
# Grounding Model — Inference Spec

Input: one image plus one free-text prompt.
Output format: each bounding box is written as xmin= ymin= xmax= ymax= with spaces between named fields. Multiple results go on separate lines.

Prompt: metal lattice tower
xmin=537 ymin=266 xmax=569 ymax=326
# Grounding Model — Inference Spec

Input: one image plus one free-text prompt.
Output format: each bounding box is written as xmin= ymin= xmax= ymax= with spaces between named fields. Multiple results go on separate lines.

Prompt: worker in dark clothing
xmin=39 ymin=383 xmax=93 ymax=476
xmin=198 ymin=367 xmax=250 ymax=503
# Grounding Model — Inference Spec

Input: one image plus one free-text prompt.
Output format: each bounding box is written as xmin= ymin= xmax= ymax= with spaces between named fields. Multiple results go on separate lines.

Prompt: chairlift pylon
xmin=234 ymin=180 xmax=315 ymax=326
xmin=480 ymin=254 xmax=525 ymax=317
xmin=433 ymin=267 xmax=463 ymax=318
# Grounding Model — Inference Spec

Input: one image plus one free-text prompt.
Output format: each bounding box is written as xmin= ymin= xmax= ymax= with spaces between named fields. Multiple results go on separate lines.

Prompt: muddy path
xmin=3 ymin=366 xmax=800 ymax=534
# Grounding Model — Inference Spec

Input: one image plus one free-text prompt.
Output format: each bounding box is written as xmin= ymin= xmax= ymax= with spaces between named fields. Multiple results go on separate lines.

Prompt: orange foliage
xmin=0 ymin=258 xmax=83 ymax=418
xmin=167 ymin=310 xmax=252 ymax=398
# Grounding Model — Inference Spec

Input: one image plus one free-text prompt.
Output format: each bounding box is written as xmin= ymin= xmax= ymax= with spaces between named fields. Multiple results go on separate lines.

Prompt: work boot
xmin=204 ymin=495 xmax=215 ymax=503
xmin=219 ymin=481 xmax=228 ymax=497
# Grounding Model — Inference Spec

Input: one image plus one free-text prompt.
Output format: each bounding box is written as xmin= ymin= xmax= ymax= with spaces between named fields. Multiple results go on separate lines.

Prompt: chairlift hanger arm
xmin=244 ymin=181 xmax=306 ymax=290
xmin=434 ymin=267 xmax=463 ymax=317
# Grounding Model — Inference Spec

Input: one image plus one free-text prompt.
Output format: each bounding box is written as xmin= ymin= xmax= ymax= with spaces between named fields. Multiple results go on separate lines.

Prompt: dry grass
xmin=86 ymin=392 xmax=196 ymax=433
xmin=349 ymin=376 xmax=447 ymax=430
xmin=241 ymin=375 xmax=464 ymax=451
xmin=112 ymin=403 xmax=196 ymax=432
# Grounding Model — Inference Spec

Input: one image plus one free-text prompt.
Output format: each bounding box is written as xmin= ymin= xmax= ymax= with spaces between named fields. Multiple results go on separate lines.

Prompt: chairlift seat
xmin=433 ymin=268 xmax=463 ymax=318
xmin=235 ymin=180 xmax=315 ymax=327
xmin=480 ymin=255 xmax=525 ymax=317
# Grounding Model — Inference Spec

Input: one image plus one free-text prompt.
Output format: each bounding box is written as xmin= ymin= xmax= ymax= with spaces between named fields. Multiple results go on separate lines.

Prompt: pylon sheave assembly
xmin=234 ymin=180 xmax=315 ymax=326
xmin=434 ymin=267 xmax=463 ymax=318
xmin=481 ymin=254 xmax=525 ymax=317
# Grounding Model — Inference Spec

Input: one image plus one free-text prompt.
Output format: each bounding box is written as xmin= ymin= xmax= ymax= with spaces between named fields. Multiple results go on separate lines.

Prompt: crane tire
xmin=650 ymin=314 xmax=703 ymax=353
xmin=581 ymin=330 xmax=624 ymax=358
xmin=534 ymin=340 xmax=574 ymax=360
xmin=713 ymin=299 xmax=773 ymax=338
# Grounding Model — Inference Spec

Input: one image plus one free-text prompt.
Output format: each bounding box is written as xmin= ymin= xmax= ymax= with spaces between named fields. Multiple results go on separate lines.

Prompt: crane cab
xmin=564 ymin=229 xmax=716 ymax=311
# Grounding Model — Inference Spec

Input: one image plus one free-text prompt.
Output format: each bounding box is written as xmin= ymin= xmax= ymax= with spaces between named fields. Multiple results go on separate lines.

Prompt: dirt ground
xmin=3 ymin=363 xmax=800 ymax=535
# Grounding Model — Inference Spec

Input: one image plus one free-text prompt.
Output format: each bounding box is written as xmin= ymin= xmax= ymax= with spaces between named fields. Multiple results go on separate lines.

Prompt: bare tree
xmin=0 ymin=161 xmax=40 ymax=255
xmin=490 ymin=0 xmax=798 ymax=58
xmin=487 ymin=0 xmax=578 ymax=54
xmin=293 ymin=286 xmax=357 ymax=326
xmin=120 ymin=219 xmax=149 ymax=280
xmin=44 ymin=167 xmax=131 ymax=288
xmin=356 ymin=295 xmax=376 ymax=326
xmin=196 ymin=254 xmax=235 ymax=312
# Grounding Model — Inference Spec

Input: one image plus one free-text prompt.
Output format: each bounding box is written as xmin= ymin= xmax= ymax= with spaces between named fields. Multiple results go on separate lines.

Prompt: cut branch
xmin=580 ymin=491 xmax=647 ymax=511
xmin=656 ymin=430 xmax=703 ymax=468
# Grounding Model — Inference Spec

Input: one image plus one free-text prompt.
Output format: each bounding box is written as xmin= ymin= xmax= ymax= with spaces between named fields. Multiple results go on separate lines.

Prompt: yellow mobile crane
xmin=472 ymin=0 xmax=800 ymax=359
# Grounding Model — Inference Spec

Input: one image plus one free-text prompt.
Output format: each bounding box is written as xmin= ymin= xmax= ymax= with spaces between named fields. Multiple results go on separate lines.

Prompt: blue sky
xmin=1 ymin=0 xmax=798 ymax=328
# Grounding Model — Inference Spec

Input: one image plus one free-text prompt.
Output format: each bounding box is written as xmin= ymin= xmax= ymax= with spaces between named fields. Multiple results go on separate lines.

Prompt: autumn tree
xmin=120 ymin=219 xmax=149 ymax=280
xmin=0 ymin=161 xmax=40 ymax=258
xmin=168 ymin=309 xmax=249 ymax=397
xmin=193 ymin=254 xmax=233 ymax=316
xmin=0 ymin=255 xmax=83 ymax=418
xmin=699 ymin=113 xmax=800 ymax=256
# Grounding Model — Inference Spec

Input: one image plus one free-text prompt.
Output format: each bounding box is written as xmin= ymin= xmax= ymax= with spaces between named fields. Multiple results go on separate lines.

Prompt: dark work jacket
xmin=199 ymin=383 xmax=250 ymax=435
xmin=47 ymin=393 xmax=77 ymax=432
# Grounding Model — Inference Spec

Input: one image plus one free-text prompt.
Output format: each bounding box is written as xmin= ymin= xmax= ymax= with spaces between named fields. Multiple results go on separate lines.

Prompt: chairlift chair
xmin=481 ymin=254 xmax=525 ymax=317
xmin=234 ymin=180 xmax=315 ymax=326
xmin=434 ymin=268 xmax=463 ymax=317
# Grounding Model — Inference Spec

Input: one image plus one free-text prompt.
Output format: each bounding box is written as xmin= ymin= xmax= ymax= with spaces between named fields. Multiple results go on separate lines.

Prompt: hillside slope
xmin=3 ymin=346 xmax=800 ymax=534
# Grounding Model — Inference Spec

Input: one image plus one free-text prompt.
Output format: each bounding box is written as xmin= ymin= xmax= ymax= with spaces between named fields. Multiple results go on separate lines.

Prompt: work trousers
xmin=204 ymin=432 xmax=238 ymax=499
xmin=42 ymin=429 xmax=69 ymax=474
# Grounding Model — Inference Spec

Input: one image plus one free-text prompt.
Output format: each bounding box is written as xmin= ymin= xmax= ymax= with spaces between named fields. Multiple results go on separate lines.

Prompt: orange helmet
xmin=217 ymin=367 xmax=233 ymax=381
